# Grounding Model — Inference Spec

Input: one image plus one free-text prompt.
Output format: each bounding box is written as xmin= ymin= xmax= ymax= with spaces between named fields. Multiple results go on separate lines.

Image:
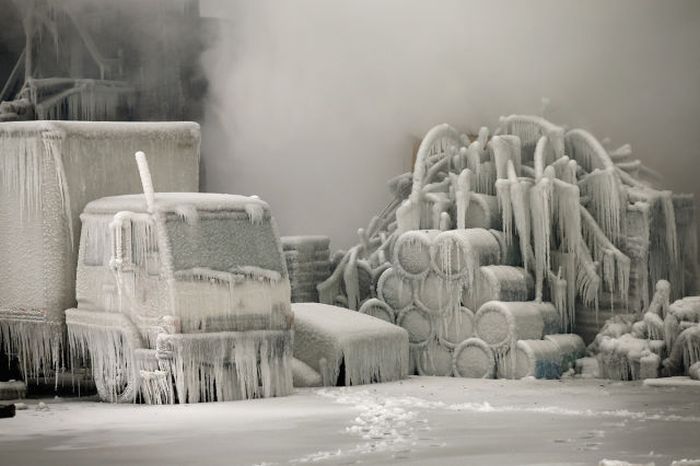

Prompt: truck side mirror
xmin=109 ymin=211 xmax=134 ymax=273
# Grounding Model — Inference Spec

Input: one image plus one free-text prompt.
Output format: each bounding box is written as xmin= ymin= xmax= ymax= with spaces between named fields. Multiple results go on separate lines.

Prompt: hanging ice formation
xmin=0 ymin=122 xmax=200 ymax=382
xmin=319 ymin=111 xmax=698 ymax=379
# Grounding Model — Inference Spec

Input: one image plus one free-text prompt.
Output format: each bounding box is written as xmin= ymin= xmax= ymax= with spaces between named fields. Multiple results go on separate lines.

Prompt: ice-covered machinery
xmin=65 ymin=152 xmax=293 ymax=403
xmin=0 ymin=121 xmax=200 ymax=380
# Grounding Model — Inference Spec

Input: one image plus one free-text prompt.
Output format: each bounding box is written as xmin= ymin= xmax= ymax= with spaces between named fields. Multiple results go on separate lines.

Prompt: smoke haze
xmin=198 ymin=0 xmax=700 ymax=250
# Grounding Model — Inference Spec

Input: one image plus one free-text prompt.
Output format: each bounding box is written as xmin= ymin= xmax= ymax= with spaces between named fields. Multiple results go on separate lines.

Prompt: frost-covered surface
xmin=159 ymin=330 xmax=293 ymax=403
xmin=84 ymin=192 xmax=269 ymax=216
xmin=281 ymin=235 xmax=331 ymax=303
xmin=590 ymin=281 xmax=700 ymax=381
xmin=0 ymin=121 xmax=200 ymax=379
xmin=320 ymin=113 xmax=698 ymax=383
xmin=292 ymin=303 xmax=409 ymax=386
xmin=65 ymin=154 xmax=295 ymax=404
xmin=1 ymin=377 xmax=699 ymax=465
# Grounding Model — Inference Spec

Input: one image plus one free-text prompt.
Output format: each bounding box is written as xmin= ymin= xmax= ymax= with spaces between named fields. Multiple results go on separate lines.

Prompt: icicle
xmin=529 ymin=179 xmax=552 ymax=302
xmin=0 ymin=126 xmax=72 ymax=242
xmin=510 ymin=179 xmax=533 ymax=272
xmin=343 ymin=247 xmax=361 ymax=310
xmin=66 ymin=313 xmax=140 ymax=403
xmin=489 ymin=135 xmax=521 ymax=180
xmin=245 ymin=201 xmax=265 ymax=225
xmin=575 ymin=240 xmax=601 ymax=310
xmin=496 ymin=179 xmax=514 ymax=245
xmin=580 ymin=206 xmax=630 ymax=309
xmin=476 ymin=161 xmax=496 ymax=195
xmin=579 ymin=167 xmax=624 ymax=245
xmin=455 ymin=168 xmax=472 ymax=230
xmin=0 ymin=320 xmax=63 ymax=382
xmin=552 ymin=180 xmax=581 ymax=256
xmin=139 ymin=370 xmax=174 ymax=405
xmin=159 ymin=330 xmax=293 ymax=403
xmin=173 ymin=204 xmax=199 ymax=225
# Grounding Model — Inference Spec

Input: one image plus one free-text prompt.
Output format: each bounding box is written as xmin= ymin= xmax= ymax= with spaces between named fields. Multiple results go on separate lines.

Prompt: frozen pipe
xmin=410 ymin=124 xmax=461 ymax=203
xmin=439 ymin=306 xmax=475 ymax=348
xmin=564 ymin=128 xmax=615 ymax=172
xmin=453 ymin=337 xmax=495 ymax=378
xmin=135 ymin=151 xmax=155 ymax=212
xmin=497 ymin=339 xmax=563 ymax=379
xmin=397 ymin=305 xmax=433 ymax=346
xmin=455 ymin=168 xmax=472 ymax=229
xmin=543 ymin=334 xmax=586 ymax=372
xmin=376 ymin=267 xmax=413 ymax=311
xmin=416 ymin=340 xmax=454 ymax=377
xmin=393 ymin=230 xmax=440 ymax=279
xmin=430 ymin=228 xmax=501 ymax=282
xmin=498 ymin=114 xmax=564 ymax=163
xmin=415 ymin=272 xmax=459 ymax=316
xmin=133 ymin=151 xmax=177 ymax=314
xmin=533 ymin=135 xmax=548 ymax=181
xmin=474 ymin=301 xmax=560 ymax=355
xmin=468 ymin=266 xmax=534 ymax=312
xmin=359 ymin=298 xmax=395 ymax=324
xmin=318 ymin=249 xmax=352 ymax=305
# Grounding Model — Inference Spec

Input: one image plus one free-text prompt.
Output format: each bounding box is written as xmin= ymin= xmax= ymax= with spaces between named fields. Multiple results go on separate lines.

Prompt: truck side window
xmin=83 ymin=223 xmax=111 ymax=266
xmin=131 ymin=226 xmax=160 ymax=276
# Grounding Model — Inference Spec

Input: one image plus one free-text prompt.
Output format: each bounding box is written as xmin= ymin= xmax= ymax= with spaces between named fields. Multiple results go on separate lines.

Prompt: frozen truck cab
xmin=65 ymin=155 xmax=293 ymax=403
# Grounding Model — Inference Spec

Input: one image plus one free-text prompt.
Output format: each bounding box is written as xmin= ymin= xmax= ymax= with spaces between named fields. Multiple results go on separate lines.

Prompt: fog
xmin=171 ymin=2 xmax=699 ymax=248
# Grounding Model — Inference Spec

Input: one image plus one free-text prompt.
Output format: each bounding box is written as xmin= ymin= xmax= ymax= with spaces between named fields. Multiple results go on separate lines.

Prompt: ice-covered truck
xmin=65 ymin=152 xmax=294 ymax=403
xmin=0 ymin=122 xmax=200 ymax=380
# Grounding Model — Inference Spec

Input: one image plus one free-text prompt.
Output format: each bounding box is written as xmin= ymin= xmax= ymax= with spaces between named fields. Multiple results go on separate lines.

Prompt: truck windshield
xmin=165 ymin=211 xmax=285 ymax=275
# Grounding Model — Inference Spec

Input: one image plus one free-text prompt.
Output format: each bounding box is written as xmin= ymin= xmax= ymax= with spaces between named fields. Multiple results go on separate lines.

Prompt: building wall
xmin=200 ymin=0 xmax=700 ymax=250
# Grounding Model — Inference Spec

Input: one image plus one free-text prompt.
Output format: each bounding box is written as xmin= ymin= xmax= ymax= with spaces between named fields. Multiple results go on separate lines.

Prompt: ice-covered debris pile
xmin=0 ymin=121 xmax=200 ymax=382
xmin=589 ymin=280 xmax=700 ymax=380
xmin=319 ymin=112 xmax=698 ymax=379
xmin=65 ymin=152 xmax=293 ymax=404
xmin=292 ymin=302 xmax=409 ymax=386
xmin=281 ymin=236 xmax=332 ymax=303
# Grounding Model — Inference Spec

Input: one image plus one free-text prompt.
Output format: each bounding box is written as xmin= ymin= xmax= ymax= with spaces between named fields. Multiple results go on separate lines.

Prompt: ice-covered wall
xmin=199 ymin=0 xmax=700 ymax=250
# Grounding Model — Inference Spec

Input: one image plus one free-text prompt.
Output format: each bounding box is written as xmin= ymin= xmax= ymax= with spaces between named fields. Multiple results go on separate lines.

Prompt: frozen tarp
xmin=292 ymin=302 xmax=409 ymax=386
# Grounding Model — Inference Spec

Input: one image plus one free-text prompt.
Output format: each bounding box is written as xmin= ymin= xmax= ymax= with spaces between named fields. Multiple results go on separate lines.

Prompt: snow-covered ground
xmin=2 ymin=376 xmax=699 ymax=466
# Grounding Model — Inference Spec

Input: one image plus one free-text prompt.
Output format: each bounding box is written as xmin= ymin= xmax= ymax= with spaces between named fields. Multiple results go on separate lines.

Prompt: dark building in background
xmin=0 ymin=0 xmax=209 ymax=122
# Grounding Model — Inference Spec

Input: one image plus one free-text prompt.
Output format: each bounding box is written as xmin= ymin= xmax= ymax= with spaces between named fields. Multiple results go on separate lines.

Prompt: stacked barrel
xmin=373 ymin=227 xmax=586 ymax=379
xmin=281 ymin=236 xmax=332 ymax=303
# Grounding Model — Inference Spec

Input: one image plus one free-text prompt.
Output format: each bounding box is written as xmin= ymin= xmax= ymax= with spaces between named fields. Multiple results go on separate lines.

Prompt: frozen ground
xmin=1 ymin=376 xmax=699 ymax=466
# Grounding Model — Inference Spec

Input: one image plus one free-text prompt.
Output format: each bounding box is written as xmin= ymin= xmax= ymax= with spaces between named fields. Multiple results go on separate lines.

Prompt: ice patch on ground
xmin=291 ymin=388 xmax=437 ymax=463
xmin=447 ymin=401 xmax=700 ymax=423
